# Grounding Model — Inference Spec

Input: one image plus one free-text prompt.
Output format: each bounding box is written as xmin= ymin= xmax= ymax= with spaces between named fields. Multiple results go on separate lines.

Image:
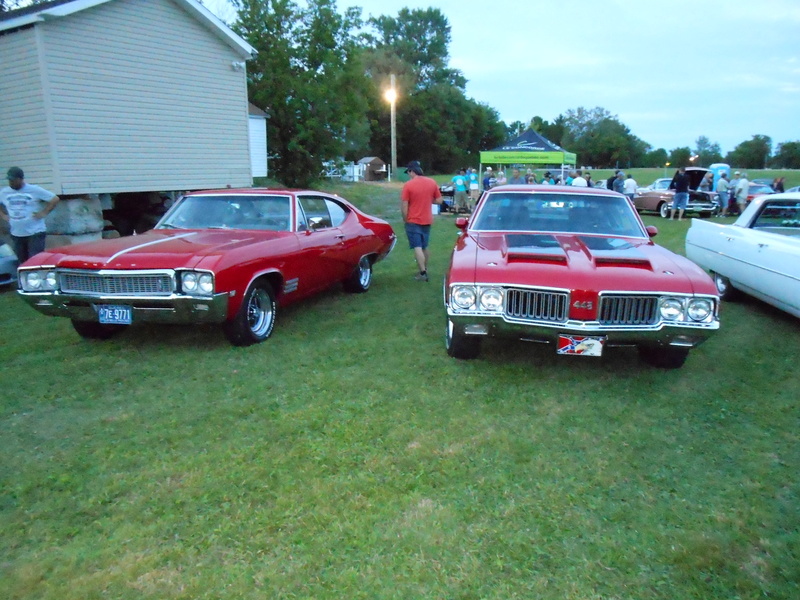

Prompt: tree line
xmin=4 ymin=0 xmax=798 ymax=184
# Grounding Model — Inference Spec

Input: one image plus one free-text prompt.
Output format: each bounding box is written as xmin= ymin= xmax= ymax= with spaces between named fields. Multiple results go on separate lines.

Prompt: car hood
xmin=450 ymin=232 xmax=713 ymax=295
xmin=685 ymin=167 xmax=711 ymax=188
xmin=27 ymin=229 xmax=288 ymax=271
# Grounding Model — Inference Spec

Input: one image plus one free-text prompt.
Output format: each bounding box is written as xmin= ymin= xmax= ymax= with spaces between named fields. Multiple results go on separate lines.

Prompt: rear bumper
xmin=18 ymin=291 xmax=229 ymax=324
xmin=447 ymin=312 xmax=718 ymax=348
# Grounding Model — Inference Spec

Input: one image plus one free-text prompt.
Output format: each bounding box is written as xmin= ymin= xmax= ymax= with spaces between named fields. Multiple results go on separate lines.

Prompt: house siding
xmin=37 ymin=0 xmax=252 ymax=194
xmin=0 ymin=27 xmax=55 ymax=189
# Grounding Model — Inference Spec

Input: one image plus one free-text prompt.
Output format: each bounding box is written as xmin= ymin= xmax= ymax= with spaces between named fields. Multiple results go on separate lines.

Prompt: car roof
xmin=487 ymin=184 xmax=619 ymax=195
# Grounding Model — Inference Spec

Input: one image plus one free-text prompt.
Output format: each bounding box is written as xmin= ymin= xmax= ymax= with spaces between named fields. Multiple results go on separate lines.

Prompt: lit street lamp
xmin=384 ymin=74 xmax=397 ymax=182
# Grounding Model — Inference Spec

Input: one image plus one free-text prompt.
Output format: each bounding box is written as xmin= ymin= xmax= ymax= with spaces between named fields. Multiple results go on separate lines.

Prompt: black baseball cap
xmin=405 ymin=161 xmax=423 ymax=175
xmin=6 ymin=166 xmax=24 ymax=180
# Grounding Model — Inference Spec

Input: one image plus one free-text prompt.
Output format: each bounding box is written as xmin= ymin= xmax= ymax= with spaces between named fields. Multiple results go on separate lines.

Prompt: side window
xmin=298 ymin=196 xmax=332 ymax=229
xmin=325 ymin=199 xmax=350 ymax=227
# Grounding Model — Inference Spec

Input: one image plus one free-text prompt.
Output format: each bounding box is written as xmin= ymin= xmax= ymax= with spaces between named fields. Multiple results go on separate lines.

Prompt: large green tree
xmin=558 ymin=107 xmax=647 ymax=167
xmin=772 ymin=141 xmax=800 ymax=169
xmin=694 ymin=136 xmax=723 ymax=167
xmin=232 ymin=0 xmax=369 ymax=186
xmin=726 ymin=135 xmax=772 ymax=169
xmin=358 ymin=7 xmax=504 ymax=172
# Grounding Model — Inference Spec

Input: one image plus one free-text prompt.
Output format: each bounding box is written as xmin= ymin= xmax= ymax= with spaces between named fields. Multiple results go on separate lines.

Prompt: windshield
xmin=158 ymin=194 xmax=292 ymax=231
xmin=472 ymin=191 xmax=646 ymax=238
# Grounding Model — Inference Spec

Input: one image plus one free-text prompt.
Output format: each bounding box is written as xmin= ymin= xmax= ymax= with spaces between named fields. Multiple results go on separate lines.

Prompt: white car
xmin=685 ymin=193 xmax=800 ymax=318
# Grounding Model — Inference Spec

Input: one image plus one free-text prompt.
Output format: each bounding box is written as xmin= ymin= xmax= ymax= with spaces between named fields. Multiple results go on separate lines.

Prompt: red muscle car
xmin=18 ymin=189 xmax=396 ymax=345
xmin=444 ymin=185 xmax=719 ymax=368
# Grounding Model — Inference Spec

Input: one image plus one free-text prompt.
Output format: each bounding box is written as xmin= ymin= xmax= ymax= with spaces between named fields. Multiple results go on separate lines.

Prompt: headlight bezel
xmin=20 ymin=269 xmax=59 ymax=292
xmin=179 ymin=270 xmax=215 ymax=297
xmin=658 ymin=295 xmax=716 ymax=323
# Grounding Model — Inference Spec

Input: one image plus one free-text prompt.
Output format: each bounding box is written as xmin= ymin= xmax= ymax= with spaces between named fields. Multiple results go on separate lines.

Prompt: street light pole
xmin=384 ymin=74 xmax=397 ymax=182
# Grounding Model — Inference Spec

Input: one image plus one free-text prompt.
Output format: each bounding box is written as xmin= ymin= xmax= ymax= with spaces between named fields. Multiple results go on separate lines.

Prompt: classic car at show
xmin=0 ymin=243 xmax=19 ymax=287
xmin=633 ymin=167 xmax=720 ymax=218
xmin=444 ymin=185 xmax=720 ymax=368
xmin=685 ymin=192 xmax=800 ymax=318
xmin=17 ymin=189 xmax=396 ymax=345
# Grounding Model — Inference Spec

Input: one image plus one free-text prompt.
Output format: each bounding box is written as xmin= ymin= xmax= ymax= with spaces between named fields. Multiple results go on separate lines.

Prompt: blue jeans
xmin=11 ymin=232 xmax=47 ymax=263
xmin=672 ymin=192 xmax=689 ymax=211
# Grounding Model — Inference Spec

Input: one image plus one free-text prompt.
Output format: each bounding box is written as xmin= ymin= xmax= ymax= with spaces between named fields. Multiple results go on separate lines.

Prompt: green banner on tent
xmin=480 ymin=150 xmax=577 ymax=165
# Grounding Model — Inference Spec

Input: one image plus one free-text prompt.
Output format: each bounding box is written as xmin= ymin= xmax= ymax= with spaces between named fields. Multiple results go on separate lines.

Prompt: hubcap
xmin=358 ymin=258 xmax=371 ymax=287
xmin=247 ymin=288 xmax=273 ymax=336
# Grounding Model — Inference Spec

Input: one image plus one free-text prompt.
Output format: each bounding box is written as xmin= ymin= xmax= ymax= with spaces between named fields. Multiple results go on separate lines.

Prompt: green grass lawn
xmin=1 ymin=182 xmax=798 ymax=599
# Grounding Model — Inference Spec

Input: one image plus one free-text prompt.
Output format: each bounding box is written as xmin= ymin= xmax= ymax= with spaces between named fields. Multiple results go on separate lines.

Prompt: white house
xmin=0 ymin=0 xmax=256 ymax=195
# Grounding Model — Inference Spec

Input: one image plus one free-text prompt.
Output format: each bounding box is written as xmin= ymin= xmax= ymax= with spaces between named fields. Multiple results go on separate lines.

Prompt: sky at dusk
xmin=204 ymin=0 xmax=800 ymax=155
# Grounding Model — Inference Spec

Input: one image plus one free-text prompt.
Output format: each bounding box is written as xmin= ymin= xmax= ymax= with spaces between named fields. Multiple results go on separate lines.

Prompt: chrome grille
xmin=599 ymin=295 xmax=658 ymax=325
xmin=60 ymin=272 xmax=174 ymax=296
xmin=505 ymin=289 xmax=568 ymax=322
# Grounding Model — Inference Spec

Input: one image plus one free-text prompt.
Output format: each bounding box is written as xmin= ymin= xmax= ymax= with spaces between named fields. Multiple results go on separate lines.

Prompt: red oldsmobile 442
xmin=444 ymin=185 xmax=719 ymax=368
xmin=18 ymin=189 xmax=395 ymax=345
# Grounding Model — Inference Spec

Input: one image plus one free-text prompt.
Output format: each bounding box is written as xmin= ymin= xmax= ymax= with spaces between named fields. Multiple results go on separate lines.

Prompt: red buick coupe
xmin=18 ymin=189 xmax=396 ymax=345
xmin=444 ymin=185 xmax=719 ymax=368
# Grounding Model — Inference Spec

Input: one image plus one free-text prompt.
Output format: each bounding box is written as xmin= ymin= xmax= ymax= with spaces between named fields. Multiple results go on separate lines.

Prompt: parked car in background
xmin=786 ymin=185 xmax=800 ymax=193
xmin=0 ymin=243 xmax=18 ymax=287
xmin=745 ymin=182 xmax=776 ymax=204
xmin=686 ymin=192 xmax=800 ymax=318
xmin=636 ymin=178 xmax=672 ymax=195
xmin=633 ymin=168 xmax=720 ymax=218
xmin=18 ymin=189 xmax=396 ymax=345
xmin=443 ymin=185 xmax=719 ymax=368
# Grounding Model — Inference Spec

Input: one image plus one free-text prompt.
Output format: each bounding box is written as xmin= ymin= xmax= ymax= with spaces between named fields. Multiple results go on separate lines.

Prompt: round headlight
xmin=45 ymin=271 xmax=57 ymax=289
xmin=26 ymin=271 xmax=42 ymax=290
xmin=182 ymin=272 xmax=198 ymax=292
xmin=479 ymin=288 xmax=504 ymax=311
xmin=659 ymin=298 xmax=684 ymax=321
xmin=198 ymin=273 xmax=214 ymax=294
xmin=452 ymin=286 xmax=477 ymax=309
xmin=687 ymin=298 xmax=713 ymax=321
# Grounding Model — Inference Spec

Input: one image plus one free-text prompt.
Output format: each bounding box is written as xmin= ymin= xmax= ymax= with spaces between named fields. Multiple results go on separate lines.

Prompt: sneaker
xmin=413 ymin=272 xmax=429 ymax=282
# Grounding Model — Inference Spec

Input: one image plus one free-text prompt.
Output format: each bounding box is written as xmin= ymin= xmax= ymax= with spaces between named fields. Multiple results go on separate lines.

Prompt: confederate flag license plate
xmin=556 ymin=335 xmax=606 ymax=357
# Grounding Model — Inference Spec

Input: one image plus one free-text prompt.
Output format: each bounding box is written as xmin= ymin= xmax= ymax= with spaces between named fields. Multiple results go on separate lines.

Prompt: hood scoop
xmin=505 ymin=234 xmax=567 ymax=263
xmin=579 ymin=237 xmax=653 ymax=269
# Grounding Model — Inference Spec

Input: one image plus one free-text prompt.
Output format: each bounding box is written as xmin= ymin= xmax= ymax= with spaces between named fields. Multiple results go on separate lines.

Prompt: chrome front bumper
xmin=446 ymin=311 xmax=719 ymax=348
xmin=18 ymin=291 xmax=229 ymax=324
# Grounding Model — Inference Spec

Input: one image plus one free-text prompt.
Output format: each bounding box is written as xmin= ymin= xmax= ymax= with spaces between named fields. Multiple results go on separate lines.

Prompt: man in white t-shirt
xmin=0 ymin=167 xmax=60 ymax=262
xmin=571 ymin=170 xmax=588 ymax=187
xmin=622 ymin=174 xmax=638 ymax=200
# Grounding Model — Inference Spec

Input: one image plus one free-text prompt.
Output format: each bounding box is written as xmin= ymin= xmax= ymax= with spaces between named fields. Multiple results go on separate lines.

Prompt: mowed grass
xmin=1 ymin=182 xmax=798 ymax=599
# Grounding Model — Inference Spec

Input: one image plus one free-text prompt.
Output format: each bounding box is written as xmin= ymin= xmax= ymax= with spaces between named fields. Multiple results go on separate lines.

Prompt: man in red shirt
xmin=401 ymin=161 xmax=442 ymax=282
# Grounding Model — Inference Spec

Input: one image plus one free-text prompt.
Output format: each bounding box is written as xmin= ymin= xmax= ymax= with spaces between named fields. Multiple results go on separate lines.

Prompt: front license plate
xmin=556 ymin=335 xmax=606 ymax=357
xmin=97 ymin=305 xmax=132 ymax=325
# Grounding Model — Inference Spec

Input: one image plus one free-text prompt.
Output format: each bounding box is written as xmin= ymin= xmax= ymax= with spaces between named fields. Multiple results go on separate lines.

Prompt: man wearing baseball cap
xmin=1 ymin=167 xmax=60 ymax=262
xmin=400 ymin=161 xmax=442 ymax=282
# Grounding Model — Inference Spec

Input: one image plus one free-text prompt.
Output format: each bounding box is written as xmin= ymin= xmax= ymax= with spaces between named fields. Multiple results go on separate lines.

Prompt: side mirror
xmin=455 ymin=217 xmax=469 ymax=230
xmin=646 ymin=225 xmax=658 ymax=238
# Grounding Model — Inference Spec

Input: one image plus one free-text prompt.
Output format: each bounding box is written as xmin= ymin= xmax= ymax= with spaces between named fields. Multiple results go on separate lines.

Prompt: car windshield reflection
xmin=159 ymin=195 xmax=292 ymax=231
xmin=472 ymin=192 xmax=647 ymax=238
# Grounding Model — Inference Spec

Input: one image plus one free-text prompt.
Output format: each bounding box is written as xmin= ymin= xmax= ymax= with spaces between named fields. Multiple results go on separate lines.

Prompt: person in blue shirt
xmin=451 ymin=168 xmax=469 ymax=213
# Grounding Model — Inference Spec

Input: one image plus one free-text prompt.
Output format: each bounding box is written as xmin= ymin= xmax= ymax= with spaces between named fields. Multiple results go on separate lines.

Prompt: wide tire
xmin=713 ymin=272 xmax=739 ymax=301
xmin=445 ymin=318 xmax=481 ymax=359
xmin=343 ymin=256 xmax=372 ymax=293
xmin=223 ymin=281 xmax=276 ymax=346
xmin=659 ymin=202 xmax=670 ymax=219
xmin=71 ymin=319 xmax=125 ymax=340
xmin=638 ymin=346 xmax=689 ymax=369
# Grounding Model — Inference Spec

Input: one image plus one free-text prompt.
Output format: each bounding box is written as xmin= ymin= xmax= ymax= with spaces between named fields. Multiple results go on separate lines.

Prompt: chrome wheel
xmin=247 ymin=287 xmax=274 ymax=337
